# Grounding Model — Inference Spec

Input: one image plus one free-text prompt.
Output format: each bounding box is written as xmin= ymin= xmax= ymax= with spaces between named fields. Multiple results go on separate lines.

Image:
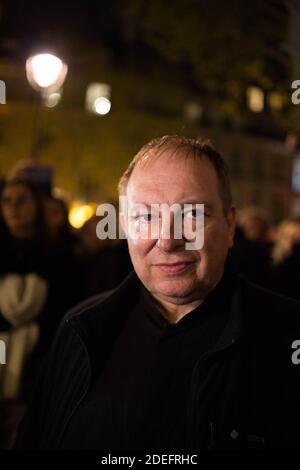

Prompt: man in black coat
xmin=15 ymin=135 xmax=300 ymax=450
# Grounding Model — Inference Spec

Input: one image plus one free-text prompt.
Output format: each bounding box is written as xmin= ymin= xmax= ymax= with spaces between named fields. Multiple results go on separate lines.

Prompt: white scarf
xmin=0 ymin=273 xmax=48 ymax=327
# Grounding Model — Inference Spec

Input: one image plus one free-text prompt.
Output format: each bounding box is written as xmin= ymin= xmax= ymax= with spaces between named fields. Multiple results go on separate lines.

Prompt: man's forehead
xmin=126 ymin=185 xmax=215 ymax=211
xmin=132 ymin=150 xmax=216 ymax=180
xmin=128 ymin=182 xmax=205 ymax=199
xmin=128 ymin=156 xmax=218 ymax=200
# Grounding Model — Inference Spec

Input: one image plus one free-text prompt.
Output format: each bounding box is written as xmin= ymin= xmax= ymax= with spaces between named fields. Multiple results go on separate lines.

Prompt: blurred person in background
xmin=231 ymin=206 xmax=272 ymax=288
xmin=0 ymin=178 xmax=82 ymax=402
xmin=238 ymin=206 xmax=269 ymax=242
xmin=269 ymin=219 xmax=300 ymax=300
xmin=44 ymin=196 xmax=83 ymax=285
xmin=45 ymin=196 xmax=69 ymax=235
xmin=44 ymin=196 xmax=80 ymax=250
xmin=78 ymin=214 xmax=132 ymax=297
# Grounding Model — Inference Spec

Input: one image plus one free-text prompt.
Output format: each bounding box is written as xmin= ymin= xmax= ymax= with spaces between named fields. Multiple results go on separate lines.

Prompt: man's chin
xmin=152 ymin=279 xmax=199 ymax=303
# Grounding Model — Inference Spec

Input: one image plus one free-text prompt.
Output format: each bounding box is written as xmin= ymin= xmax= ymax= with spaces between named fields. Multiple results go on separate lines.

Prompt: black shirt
xmin=61 ymin=272 xmax=234 ymax=450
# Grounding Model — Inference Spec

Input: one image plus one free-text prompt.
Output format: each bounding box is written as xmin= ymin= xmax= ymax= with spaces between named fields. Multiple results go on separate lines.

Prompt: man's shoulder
xmin=242 ymin=279 xmax=300 ymax=313
xmin=240 ymin=275 xmax=300 ymax=332
xmin=61 ymin=271 xmax=139 ymax=334
xmin=64 ymin=289 xmax=116 ymax=324
xmin=42 ymin=272 xmax=139 ymax=370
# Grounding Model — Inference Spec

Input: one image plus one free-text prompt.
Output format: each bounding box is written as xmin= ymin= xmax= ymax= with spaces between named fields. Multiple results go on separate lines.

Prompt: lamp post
xmin=25 ymin=53 xmax=68 ymax=160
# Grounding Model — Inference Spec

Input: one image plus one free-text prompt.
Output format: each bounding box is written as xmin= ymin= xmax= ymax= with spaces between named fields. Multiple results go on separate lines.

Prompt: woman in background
xmin=0 ymin=178 xmax=82 ymax=400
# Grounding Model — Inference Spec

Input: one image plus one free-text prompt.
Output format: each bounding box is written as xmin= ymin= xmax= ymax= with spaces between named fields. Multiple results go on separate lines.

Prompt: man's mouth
xmin=154 ymin=261 xmax=195 ymax=274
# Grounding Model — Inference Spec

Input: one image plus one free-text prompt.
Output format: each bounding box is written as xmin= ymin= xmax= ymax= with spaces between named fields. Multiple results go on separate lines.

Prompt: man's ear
xmin=226 ymin=205 xmax=236 ymax=248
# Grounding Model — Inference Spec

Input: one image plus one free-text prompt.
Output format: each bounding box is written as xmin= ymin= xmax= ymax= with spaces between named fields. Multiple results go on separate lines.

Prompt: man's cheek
xmin=129 ymin=238 xmax=152 ymax=257
xmin=206 ymin=224 xmax=225 ymax=244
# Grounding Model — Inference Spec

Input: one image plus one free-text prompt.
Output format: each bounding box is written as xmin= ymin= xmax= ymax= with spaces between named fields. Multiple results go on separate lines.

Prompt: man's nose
xmin=156 ymin=217 xmax=185 ymax=252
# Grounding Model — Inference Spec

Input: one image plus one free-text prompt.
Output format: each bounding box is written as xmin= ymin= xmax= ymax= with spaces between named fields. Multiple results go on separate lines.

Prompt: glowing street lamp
xmin=25 ymin=53 xmax=68 ymax=160
xmin=26 ymin=53 xmax=68 ymax=92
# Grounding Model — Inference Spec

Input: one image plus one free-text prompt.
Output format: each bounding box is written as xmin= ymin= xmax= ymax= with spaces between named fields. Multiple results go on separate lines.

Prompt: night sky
xmin=0 ymin=1 xmax=137 ymax=59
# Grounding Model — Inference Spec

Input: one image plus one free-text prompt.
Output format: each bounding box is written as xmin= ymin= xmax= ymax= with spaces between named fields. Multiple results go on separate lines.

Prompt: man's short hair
xmin=118 ymin=135 xmax=232 ymax=214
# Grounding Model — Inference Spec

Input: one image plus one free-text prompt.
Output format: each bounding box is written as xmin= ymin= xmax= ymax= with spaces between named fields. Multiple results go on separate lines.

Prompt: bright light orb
xmin=94 ymin=97 xmax=111 ymax=115
xmin=69 ymin=204 xmax=95 ymax=229
xmin=26 ymin=53 xmax=68 ymax=91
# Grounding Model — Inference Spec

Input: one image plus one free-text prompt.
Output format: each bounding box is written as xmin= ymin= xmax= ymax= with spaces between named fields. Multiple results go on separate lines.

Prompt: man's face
xmin=122 ymin=151 xmax=236 ymax=306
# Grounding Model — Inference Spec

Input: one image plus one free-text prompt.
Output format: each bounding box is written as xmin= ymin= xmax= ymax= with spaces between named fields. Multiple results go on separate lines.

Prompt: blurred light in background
xmin=94 ymin=97 xmax=111 ymax=115
xmin=26 ymin=53 xmax=68 ymax=92
xmin=43 ymin=89 xmax=62 ymax=108
xmin=69 ymin=202 xmax=96 ymax=228
xmin=268 ymin=91 xmax=283 ymax=111
xmin=85 ymin=83 xmax=111 ymax=115
xmin=52 ymin=186 xmax=71 ymax=202
xmin=247 ymin=86 xmax=264 ymax=112
xmin=184 ymin=101 xmax=203 ymax=122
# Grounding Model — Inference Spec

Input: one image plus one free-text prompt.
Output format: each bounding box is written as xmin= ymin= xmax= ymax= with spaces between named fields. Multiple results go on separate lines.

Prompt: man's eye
xmin=184 ymin=209 xmax=205 ymax=219
xmin=138 ymin=214 xmax=153 ymax=222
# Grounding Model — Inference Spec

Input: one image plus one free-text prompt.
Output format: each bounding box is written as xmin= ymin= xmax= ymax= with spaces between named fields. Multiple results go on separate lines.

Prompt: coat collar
xmin=69 ymin=266 xmax=245 ymax=378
